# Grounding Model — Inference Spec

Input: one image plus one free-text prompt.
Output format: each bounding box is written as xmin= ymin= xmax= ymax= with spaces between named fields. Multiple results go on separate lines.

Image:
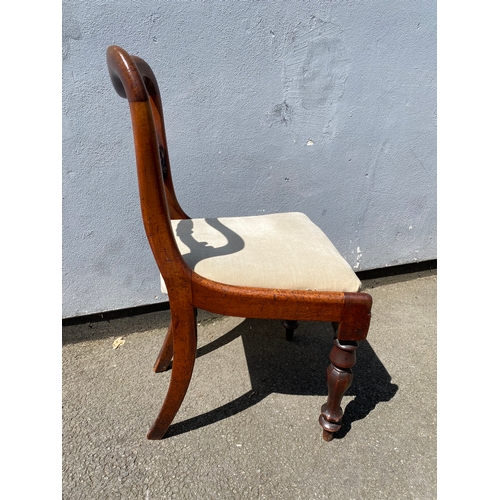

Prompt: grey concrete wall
xmin=62 ymin=0 xmax=436 ymax=319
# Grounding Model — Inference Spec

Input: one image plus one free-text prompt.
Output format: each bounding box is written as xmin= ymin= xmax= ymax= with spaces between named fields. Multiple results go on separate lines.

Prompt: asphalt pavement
xmin=62 ymin=268 xmax=436 ymax=499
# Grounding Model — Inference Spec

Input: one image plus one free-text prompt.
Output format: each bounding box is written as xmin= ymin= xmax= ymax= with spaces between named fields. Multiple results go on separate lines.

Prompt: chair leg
xmin=147 ymin=306 xmax=198 ymax=440
xmin=153 ymin=323 xmax=174 ymax=373
xmin=318 ymin=338 xmax=358 ymax=441
xmin=282 ymin=320 xmax=299 ymax=341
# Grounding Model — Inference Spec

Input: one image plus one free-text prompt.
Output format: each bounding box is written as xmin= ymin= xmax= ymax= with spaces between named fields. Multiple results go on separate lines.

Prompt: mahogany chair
xmin=106 ymin=45 xmax=372 ymax=441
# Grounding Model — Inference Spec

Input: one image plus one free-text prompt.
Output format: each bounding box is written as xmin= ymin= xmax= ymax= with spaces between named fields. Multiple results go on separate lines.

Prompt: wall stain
xmin=281 ymin=16 xmax=351 ymax=140
xmin=269 ymin=100 xmax=293 ymax=126
xmin=62 ymin=6 xmax=82 ymax=60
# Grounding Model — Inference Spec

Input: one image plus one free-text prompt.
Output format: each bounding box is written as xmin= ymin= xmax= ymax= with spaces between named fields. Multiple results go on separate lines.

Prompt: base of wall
xmin=355 ymin=259 xmax=436 ymax=281
xmin=62 ymin=259 xmax=436 ymax=326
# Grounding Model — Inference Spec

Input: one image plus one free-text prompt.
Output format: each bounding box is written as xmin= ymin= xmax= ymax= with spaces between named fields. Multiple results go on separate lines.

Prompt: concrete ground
xmin=62 ymin=269 xmax=436 ymax=499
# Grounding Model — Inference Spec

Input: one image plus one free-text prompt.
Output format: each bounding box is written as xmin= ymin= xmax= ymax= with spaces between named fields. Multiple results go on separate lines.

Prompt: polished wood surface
xmin=107 ymin=45 xmax=372 ymax=441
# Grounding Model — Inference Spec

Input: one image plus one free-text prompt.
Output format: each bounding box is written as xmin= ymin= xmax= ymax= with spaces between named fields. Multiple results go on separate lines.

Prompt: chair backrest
xmin=107 ymin=45 xmax=192 ymax=291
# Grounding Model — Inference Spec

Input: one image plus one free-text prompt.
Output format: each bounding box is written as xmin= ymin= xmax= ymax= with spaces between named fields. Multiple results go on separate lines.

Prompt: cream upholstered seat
xmin=161 ymin=212 xmax=361 ymax=293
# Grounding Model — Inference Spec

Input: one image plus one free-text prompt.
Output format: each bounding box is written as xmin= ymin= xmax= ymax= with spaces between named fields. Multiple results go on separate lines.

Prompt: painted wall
xmin=62 ymin=0 xmax=436 ymax=319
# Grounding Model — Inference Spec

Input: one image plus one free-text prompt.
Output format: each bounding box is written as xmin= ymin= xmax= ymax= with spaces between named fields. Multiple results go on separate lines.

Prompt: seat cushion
xmin=161 ymin=212 xmax=361 ymax=293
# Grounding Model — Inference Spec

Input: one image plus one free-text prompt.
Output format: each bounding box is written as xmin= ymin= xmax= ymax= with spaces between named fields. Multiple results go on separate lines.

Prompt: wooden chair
xmin=106 ymin=45 xmax=372 ymax=441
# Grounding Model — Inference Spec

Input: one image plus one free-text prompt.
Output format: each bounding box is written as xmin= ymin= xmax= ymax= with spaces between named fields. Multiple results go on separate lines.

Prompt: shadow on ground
xmin=167 ymin=318 xmax=398 ymax=439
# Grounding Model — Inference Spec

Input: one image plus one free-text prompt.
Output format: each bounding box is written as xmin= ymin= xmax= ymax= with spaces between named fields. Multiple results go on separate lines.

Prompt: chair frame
xmin=106 ymin=45 xmax=372 ymax=441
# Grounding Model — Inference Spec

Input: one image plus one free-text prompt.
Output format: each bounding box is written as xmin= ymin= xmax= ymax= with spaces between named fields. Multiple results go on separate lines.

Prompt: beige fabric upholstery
xmin=161 ymin=212 xmax=361 ymax=293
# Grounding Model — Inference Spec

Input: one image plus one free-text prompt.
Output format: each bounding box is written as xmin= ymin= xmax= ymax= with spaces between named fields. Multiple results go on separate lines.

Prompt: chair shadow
xmin=175 ymin=218 xmax=245 ymax=268
xmin=167 ymin=318 xmax=398 ymax=438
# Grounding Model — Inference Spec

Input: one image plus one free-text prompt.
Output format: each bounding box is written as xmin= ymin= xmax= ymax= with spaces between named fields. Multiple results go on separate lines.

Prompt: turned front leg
xmin=319 ymin=338 xmax=358 ymax=441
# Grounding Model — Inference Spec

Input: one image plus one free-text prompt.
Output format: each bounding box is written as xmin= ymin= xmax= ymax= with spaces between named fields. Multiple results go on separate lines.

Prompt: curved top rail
xmin=106 ymin=45 xmax=149 ymax=102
